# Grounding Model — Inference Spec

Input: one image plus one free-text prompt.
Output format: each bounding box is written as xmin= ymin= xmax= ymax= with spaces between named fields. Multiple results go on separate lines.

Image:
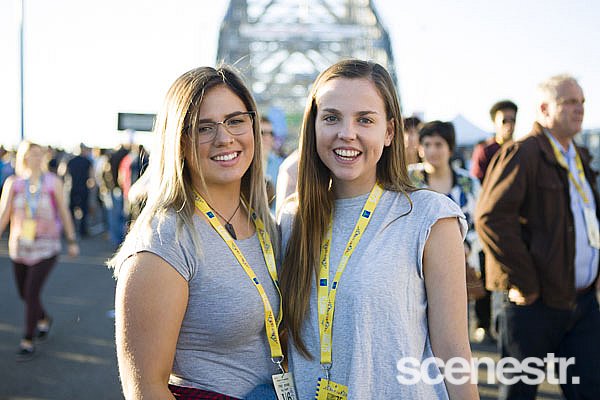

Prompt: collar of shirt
xmin=544 ymin=128 xmax=576 ymax=163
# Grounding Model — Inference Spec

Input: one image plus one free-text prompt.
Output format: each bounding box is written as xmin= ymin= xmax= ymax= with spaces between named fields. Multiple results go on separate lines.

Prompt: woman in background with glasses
xmin=109 ymin=66 xmax=281 ymax=399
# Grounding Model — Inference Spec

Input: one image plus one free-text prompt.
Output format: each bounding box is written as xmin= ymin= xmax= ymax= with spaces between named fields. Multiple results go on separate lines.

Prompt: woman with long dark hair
xmin=279 ymin=60 xmax=478 ymax=399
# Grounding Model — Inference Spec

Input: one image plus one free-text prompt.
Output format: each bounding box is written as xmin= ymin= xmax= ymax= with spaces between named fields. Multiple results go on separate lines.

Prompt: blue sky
xmin=1 ymin=0 xmax=599 ymax=149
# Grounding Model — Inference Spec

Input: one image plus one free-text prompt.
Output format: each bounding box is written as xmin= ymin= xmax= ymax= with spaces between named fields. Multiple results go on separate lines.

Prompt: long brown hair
xmin=109 ymin=65 xmax=275 ymax=275
xmin=280 ymin=59 xmax=414 ymax=357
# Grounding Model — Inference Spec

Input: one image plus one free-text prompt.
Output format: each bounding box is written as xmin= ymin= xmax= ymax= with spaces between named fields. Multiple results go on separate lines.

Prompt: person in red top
xmin=469 ymin=100 xmax=518 ymax=345
xmin=470 ymin=100 xmax=518 ymax=183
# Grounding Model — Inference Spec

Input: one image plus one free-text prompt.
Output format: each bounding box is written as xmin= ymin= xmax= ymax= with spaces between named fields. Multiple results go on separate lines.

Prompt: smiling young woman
xmin=279 ymin=59 xmax=479 ymax=399
xmin=109 ymin=66 xmax=282 ymax=400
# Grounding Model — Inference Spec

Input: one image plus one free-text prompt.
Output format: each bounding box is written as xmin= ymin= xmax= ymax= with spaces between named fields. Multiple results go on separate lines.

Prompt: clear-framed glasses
xmin=193 ymin=111 xmax=256 ymax=144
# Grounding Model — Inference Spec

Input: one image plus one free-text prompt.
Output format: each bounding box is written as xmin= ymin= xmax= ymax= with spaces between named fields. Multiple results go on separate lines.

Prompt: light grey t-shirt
xmin=280 ymin=189 xmax=466 ymax=399
xmin=121 ymin=210 xmax=279 ymax=398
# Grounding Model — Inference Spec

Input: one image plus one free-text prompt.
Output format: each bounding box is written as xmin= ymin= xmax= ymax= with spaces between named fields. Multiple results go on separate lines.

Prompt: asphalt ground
xmin=0 ymin=234 xmax=564 ymax=400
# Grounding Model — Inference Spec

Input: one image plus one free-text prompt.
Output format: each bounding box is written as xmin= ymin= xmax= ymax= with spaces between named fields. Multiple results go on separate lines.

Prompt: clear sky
xmin=1 ymin=0 xmax=599 ymax=150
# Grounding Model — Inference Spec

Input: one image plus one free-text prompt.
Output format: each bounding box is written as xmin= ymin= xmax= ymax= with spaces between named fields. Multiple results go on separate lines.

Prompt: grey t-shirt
xmin=121 ymin=210 xmax=280 ymax=398
xmin=280 ymin=189 xmax=466 ymax=399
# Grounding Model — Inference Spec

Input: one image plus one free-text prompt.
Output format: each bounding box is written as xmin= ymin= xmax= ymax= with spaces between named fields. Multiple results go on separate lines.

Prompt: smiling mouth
xmin=334 ymin=149 xmax=362 ymax=160
xmin=211 ymin=152 xmax=240 ymax=161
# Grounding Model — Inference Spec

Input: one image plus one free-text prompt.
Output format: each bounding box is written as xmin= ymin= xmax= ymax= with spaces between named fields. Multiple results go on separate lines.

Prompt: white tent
xmin=451 ymin=114 xmax=491 ymax=146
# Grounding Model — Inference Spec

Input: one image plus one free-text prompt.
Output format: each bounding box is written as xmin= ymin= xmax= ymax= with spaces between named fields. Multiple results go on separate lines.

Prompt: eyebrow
xmin=197 ymin=111 xmax=247 ymax=123
xmin=321 ymin=108 xmax=380 ymax=116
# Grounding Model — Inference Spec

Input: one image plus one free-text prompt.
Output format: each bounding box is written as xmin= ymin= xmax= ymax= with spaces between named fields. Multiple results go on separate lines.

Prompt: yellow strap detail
xmin=194 ymin=192 xmax=283 ymax=359
xmin=318 ymin=183 xmax=384 ymax=366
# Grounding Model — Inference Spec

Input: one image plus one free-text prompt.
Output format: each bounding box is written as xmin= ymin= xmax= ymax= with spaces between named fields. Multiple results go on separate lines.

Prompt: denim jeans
xmin=498 ymin=289 xmax=600 ymax=399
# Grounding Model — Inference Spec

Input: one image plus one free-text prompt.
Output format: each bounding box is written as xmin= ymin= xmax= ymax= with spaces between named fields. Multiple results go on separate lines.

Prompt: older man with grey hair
xmin=475 ymin=74 xmax=600 ymax=399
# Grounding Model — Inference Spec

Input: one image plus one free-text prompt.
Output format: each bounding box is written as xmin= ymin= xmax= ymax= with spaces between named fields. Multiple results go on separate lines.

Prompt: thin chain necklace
xmin=203 ymin=198 xmax=242 ymax=240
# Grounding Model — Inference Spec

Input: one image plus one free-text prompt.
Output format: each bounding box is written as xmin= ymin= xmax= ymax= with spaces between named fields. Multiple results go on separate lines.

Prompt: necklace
xmin=204 ymin=198 xmax=242 ymax=240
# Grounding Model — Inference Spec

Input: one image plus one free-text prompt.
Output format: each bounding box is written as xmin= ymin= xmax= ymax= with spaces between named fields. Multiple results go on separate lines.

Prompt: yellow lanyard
xmin=547 ymin=138 xmax=589 ymax=205
xmin=318 ymin=183 xmax=384 ymax=373
xmin=194 ymin=192 xmax=284 ymax=364
xmin=24 ymin=177 xmax=42 ymax=219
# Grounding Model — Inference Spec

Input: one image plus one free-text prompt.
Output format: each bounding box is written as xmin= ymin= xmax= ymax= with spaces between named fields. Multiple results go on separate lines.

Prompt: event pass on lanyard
xmin=193 ymin=192 xmax=298 ymax=398
xmin=315 ymin=183 xmax=384 ymax=400
xmin=20 ymin=178 xmax=42 ymax=245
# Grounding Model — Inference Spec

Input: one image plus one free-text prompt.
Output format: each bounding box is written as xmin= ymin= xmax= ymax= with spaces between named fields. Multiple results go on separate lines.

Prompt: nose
xmin=213 ymin=123 xmax=235 ymax=145
xmin=337 ymin=121 xmax=357 ymax=140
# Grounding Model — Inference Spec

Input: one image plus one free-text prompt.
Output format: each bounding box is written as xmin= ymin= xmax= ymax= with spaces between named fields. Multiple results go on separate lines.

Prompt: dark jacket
xmin=475 ymin=122 xmax=599 ymax=310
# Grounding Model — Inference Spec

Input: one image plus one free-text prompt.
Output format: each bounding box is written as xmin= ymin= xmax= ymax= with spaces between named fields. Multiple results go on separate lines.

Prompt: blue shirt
xmin=546 ymin=131 xmax=599 ymax=289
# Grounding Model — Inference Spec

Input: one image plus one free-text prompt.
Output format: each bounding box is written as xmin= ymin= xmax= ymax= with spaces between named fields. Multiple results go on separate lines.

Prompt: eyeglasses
xmin=192 ymin=111 xmax=255 ymax=143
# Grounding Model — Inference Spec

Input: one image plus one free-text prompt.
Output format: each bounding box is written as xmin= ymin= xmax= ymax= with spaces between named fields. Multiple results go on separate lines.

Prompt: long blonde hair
xmin=280 ymin=59 xmax=414 ymax=357
xmin=109 ymin=65 xmax=275 ymax=276
xmin=15 ymin=141 xmax=47 ymax=177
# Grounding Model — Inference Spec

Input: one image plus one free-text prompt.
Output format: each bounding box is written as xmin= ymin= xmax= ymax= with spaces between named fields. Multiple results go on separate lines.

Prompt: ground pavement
xmin=0 ymin=234 xmax=564 ymax=399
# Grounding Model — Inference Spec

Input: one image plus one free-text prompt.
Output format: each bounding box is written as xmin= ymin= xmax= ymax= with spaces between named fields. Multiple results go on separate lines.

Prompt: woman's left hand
xmin=68 ymin=243 xmax=80 ymax=257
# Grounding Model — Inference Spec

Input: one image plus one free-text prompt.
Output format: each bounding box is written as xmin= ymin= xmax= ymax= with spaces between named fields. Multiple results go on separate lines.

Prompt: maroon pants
xmin=168 ymin=384 xmax=240 ymax=400
xmin=13 ymin=255 xmax=57 ymax=340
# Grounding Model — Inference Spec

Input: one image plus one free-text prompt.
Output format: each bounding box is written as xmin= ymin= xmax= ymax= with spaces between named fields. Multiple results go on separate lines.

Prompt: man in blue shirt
xmin=476 ymin=75 xmax=600 ymax=399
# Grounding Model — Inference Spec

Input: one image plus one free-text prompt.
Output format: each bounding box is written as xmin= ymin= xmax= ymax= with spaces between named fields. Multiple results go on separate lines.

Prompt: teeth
xmin=213 ymin=152 xmax=238 ymax=161
xmin=334 ymin=149 xmax=360 ymax=158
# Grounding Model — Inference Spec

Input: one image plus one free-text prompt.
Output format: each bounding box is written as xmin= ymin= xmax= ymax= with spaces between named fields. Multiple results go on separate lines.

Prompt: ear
xmin=384 ymin=119 xmax=395 ymax=147
xmin=418 ymin=144 xmax=425 ymax=159
xmin=540 ymin=101 xmax=549 ymax=117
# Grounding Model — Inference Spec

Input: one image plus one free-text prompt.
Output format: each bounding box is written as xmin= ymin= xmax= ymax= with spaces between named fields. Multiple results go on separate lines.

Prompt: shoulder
xmin=2 ymin=175 xmax=18 ymax=194
xmin=410 ymin=189 xmax=459 ymax=211
xmin=149 ymin=209 xmax=187 ymax=241
xmin=279 ymin=151 xmax=299 ymax=171
xmin=453 ymin=167 xmax=479 ymax=191
xmin=44 ymin=172 xmax=60 ymax=184
xmin=44 ymin=172 xmax=63 ymax=192
xmin=4 ymin=174 xmax=17 ymax=186
xmin=453 ymin=166 xmax=471 ymax=178
xmin=277 ymin=196 xmax=298 ymax=231
xmin=407 ymin=163 xmax=427 ymax=187
xmin=409 ymin=190 xmax=465 ymax=228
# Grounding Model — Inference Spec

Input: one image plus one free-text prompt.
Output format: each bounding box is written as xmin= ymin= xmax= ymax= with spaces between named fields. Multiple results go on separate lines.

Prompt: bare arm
xmin=115 ymin=252 xmax=188 ymax=399
xmin=52 ymin=175 xmax=79 ymax=256
xmin=0 ymin=176 xmax=15 ymax=236
xmin=424 ymin=217 xmax=479 ymax=400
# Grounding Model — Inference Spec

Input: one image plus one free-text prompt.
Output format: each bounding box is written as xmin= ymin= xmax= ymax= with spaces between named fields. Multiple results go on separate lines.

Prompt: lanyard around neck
xmin=318 ymin=183 xmax=384 ymax=369
xmin=25 ymin=176 xmax=43 ymax=218
xmin=547 ymin=138 xmax=589 ymax=205
xmin=194 ymin=192 xmax=284 ymax=364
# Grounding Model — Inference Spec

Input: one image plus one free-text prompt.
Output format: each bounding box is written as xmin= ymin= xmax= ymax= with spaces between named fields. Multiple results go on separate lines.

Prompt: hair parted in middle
xmin=109 ymin=64 xmax=275 ymax=276
xmin=280 ymin=59 xmax=415 ymax=358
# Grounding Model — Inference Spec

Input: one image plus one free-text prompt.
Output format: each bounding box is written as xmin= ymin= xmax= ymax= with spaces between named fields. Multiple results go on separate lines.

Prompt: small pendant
xmin=225 ymin=223 xmax=237 ymax=240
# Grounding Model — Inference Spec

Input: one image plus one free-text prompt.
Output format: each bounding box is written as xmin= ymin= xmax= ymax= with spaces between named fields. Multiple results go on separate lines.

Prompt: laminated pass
xmin=273 ymin=372 xmax=298 ymax=400
xmin=315 ymin=378 xmax=348 ymax=400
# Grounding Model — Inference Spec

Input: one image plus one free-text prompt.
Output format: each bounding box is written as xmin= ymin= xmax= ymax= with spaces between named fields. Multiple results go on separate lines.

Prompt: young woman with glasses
xmin=109 ymin=66 xmax=282 ymax=399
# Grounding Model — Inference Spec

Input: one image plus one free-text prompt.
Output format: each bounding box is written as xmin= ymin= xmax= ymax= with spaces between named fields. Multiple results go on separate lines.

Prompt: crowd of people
xmin=1 ymin=60 xmax=598 ymax=400
xmin=0 ymin=140 xmax=148 ymax=361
